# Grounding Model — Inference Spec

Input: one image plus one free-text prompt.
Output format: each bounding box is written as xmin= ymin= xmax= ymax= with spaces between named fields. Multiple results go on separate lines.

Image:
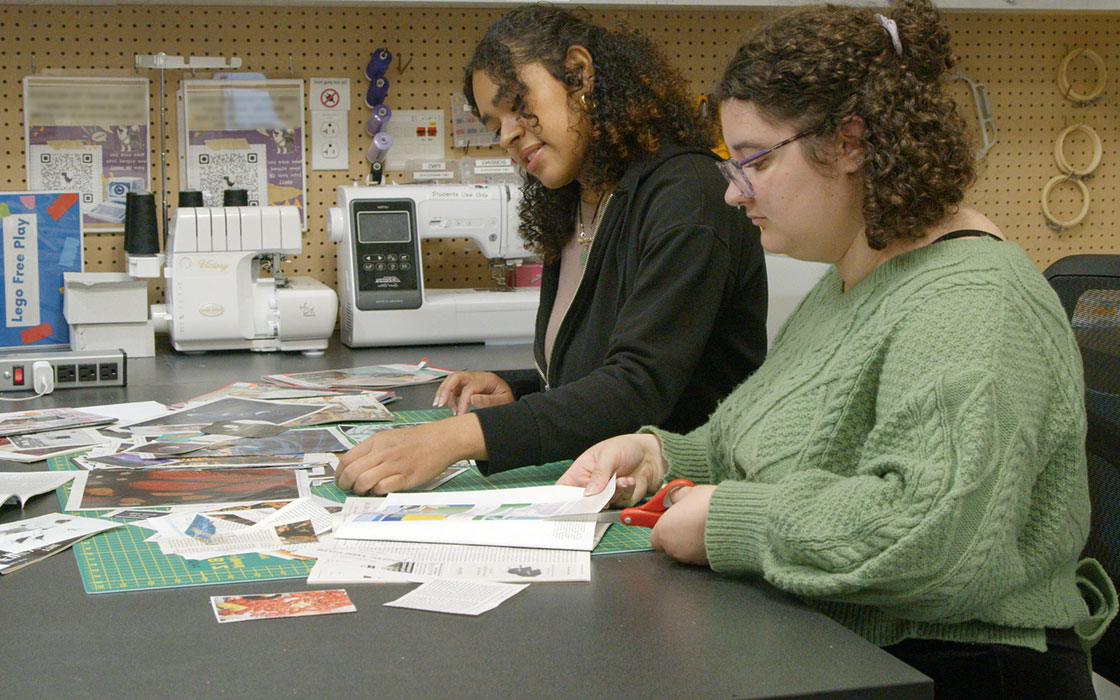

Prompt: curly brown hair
xmin=464 ymin=4 xmax=713 ymax=261
xmin=714 ymin=0 xmax=975 ymax=250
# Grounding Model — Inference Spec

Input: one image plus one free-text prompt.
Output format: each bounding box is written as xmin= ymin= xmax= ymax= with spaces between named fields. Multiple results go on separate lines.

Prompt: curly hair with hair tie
xmin=714 ymin=0 xmax=975 ymax=250
xmin=464 ymin=4 xmax=713 ymax=261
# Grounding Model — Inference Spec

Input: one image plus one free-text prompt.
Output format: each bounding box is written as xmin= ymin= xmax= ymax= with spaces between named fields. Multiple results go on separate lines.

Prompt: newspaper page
xmin=308 ymin=538 xmax=591 ymax=584
xmin=384 ymin=579 xmax=528 ymax=616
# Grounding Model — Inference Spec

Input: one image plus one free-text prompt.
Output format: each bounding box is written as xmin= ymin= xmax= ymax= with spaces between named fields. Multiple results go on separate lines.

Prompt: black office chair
xmin=1045 ymin=254 xmax=1120 ymax=684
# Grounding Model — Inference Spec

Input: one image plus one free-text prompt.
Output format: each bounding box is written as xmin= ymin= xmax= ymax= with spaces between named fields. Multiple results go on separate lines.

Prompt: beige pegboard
xmin=0 ymin=6 xmax=1116 ymax=307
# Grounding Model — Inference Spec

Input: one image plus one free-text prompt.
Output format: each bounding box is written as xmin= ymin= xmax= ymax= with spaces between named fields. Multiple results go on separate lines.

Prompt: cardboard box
xmin=63 ymin=272 xmax=148 ymax=324
xmin=69 ymin=320 xmax=155 ymax=358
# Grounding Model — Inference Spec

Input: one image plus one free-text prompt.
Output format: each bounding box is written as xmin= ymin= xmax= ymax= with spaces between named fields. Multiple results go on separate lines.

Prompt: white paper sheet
xmin=307 ymin=538 xmax=591 ymax=584
xmin=0 ymin=511 xmax=119 ymax=553
xmin=0 ymin=471 xmax=76 ymax=508
xmin=334 ymin=516 xmax=599 ymax=551
xmin=158 ymin=526 xmax=284 ymax=560
xmin=384 ymin=579 xmax=528 ymax=616
xmin=257 ymin=497 xmax=334 ymax=535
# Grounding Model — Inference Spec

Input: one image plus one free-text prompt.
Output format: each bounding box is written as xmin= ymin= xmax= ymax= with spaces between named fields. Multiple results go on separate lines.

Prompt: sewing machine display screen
xmin=357 ymin=211 xmax=411 ymax=244
xmin=350 ymin=200 xmax=422 ymax=310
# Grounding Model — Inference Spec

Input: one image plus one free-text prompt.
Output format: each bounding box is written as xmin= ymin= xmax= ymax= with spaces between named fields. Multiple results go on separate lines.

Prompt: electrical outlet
xmin=0 ymin=350 xmax=127 ymax=392
xmin=311 ymin=110 xmax=349 ymax=170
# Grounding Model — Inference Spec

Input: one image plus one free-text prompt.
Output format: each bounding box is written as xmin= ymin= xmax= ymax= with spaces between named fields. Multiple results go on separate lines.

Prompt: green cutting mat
xmin=51 ymin=409 xmax=651 ymax=594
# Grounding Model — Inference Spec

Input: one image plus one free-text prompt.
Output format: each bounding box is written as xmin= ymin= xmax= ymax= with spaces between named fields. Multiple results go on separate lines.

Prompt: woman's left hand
xmin=649 ymin=485 xmax=716 ymax=566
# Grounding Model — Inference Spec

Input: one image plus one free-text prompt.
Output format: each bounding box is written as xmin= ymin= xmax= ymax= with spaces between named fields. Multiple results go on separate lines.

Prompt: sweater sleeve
xmin=475 ymin=159 xmax=754 ymax=474
xmin=640 ymin=423 xmax=714 ymax=484
xmin=705 ymin=361 xmax=1088 ymax=624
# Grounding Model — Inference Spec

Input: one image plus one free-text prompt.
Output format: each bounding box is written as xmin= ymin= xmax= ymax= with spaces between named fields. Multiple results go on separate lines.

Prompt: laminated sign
xmin=0 ymin=191 xmax=83 ymax=350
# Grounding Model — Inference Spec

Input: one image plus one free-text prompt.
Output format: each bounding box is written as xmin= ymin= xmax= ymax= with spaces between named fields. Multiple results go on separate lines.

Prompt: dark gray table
xmin=0 ymin=337 xmax=931 ymax=700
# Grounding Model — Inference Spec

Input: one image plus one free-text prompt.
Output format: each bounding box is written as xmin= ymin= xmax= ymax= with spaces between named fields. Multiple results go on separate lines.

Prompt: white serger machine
xmin=328 ymin=184 xmax=539 ymax=347
xmin=142 ymin=206 xmax=338 ymax=354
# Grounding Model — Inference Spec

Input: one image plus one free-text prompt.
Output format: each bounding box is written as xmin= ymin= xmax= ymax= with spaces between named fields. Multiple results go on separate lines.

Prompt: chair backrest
xmin=1045 ymin=254 xmax=1120 ymax=683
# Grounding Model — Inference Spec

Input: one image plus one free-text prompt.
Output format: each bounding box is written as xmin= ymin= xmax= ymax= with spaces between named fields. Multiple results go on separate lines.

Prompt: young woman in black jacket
xmin=335 ymin=5 xmax=767 ymax=495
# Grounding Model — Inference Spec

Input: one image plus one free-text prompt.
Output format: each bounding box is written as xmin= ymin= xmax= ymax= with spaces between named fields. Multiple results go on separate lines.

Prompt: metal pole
xmin=159 ymin=63 xmax=168 ymax=249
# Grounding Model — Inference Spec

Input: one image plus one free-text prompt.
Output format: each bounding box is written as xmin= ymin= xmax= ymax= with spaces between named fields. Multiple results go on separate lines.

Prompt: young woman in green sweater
xmin=560 ymin=1 xmax=1116 ymax=697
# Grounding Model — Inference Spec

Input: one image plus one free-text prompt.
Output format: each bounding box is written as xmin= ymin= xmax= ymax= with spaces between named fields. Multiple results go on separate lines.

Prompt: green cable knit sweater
xmin=646 ymin=238 xmax=1117 ymax=651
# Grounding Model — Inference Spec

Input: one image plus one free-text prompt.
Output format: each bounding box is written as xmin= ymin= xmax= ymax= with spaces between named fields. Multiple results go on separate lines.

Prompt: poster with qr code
xmin=23 ymin=77 xmax=150 ymax=234
xmin=180 ymin=80 xmax=306 ymax=229
xmin=186 ymin=144 xmax=268 ymax=208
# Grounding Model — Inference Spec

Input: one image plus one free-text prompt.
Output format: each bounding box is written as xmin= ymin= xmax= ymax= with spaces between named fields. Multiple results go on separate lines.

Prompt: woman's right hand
xmin=432 ymin=371 xmax=515 ymax=415
xmin=557 ymin=433 xmax=667 ymax=507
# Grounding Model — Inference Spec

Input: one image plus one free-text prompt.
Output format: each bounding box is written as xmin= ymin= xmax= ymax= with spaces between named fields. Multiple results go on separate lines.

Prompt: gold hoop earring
xmin=580 ymin=94 xmax=589 ymax=111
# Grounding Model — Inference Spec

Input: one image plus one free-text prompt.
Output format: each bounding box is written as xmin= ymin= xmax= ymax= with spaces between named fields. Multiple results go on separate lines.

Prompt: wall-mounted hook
xmin=31 ymin=53 xmax=36 ymax=73
xmin=289 ymin=54 xmax=294 ymax=76
xmin=397 ymin=53 xmax=413 ymax=75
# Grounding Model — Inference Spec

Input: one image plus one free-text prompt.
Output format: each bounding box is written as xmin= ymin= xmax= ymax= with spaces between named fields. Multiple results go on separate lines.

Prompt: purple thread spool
xmin=366 ymin=132 xmax=393 ymax=164
xmin=365 ymin=48 xmax=393 ymax=81
xmin=364 ymin=104 xmax=392 ymax=136
xmin=364 ymin=77 xmax=389 ymax=108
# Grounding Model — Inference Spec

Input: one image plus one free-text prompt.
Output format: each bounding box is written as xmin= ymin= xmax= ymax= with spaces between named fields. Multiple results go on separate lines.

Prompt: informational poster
xmin=179 ymin=79 xmax=306 ymax=228
xmin=22 ymin=77 xmax=151 ymax=234
xmin=0 ymin=191 xmax=83 ymax=350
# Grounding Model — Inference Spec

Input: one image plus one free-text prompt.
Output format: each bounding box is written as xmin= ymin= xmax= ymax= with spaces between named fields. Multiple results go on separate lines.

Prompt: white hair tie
xmin=875 ymin=14 xmax=903 ymax=57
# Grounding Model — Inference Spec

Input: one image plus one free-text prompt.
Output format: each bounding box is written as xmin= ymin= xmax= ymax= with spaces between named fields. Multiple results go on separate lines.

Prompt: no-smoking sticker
xmin=309 ymin=78 xmax=350 ymax=111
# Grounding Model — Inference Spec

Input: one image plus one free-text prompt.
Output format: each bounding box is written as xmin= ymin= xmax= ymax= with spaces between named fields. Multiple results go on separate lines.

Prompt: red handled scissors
xmin=613 ymin=478 xmax=695 ymax=528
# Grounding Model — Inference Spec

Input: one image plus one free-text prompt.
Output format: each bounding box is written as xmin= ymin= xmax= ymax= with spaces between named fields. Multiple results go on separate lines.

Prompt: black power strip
xmin=0 ymin=349 xmax=127 ymax=392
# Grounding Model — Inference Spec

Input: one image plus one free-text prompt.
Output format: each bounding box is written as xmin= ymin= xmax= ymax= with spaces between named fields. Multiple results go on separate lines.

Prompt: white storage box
xmin=63 ymin=272 xmax=149 ymax=324
xmin=69 ymin=320 xmax=155 ymax=358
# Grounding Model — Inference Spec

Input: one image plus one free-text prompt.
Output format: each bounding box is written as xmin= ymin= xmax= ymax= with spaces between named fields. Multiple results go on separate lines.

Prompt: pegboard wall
xmin=0 ymin=5 xmax=1116 ymax=307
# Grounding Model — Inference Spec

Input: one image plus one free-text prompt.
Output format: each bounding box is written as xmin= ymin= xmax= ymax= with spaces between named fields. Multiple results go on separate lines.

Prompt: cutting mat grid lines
xmin=49 ymin=410 xmax=649 ymax=594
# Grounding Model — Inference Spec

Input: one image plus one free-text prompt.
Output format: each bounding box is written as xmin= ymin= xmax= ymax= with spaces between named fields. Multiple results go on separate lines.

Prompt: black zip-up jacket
xmin=474 ymin=144 xmax=768 ymax=474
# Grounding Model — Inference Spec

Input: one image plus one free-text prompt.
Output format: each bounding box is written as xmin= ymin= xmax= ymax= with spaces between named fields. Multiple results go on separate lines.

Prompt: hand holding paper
xmin=557 ymin=433 xmax=667 ymax=506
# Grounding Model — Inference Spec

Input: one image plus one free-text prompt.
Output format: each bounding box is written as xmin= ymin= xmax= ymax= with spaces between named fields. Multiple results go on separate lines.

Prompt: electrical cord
xmin=0 ymin=361 xmax=53 ymax=402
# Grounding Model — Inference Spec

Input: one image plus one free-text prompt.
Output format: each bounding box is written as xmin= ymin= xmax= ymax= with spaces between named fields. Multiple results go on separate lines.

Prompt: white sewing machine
xmin=144 ymin=206 xmax=338 ymax=354
xmin=328 ymin=184 xmax=538 ymax=347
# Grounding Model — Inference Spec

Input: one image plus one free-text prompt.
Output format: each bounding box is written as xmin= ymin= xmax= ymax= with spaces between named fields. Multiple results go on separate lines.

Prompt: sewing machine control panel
xmin=350 ymin=198 xmax=422 ymax=310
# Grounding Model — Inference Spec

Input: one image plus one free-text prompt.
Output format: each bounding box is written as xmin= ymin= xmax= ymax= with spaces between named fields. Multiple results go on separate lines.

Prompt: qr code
xmin=188 ymin=145 xmax=268 ymax=207
xmin=29 ymin=145 xmax=102 ymax=205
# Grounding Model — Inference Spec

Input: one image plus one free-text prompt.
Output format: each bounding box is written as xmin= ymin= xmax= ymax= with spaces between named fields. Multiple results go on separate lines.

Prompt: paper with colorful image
xmin=0 ymin=407 xmax=115 ymax=438
xmin=119 ymin=397 xmax=328 ymax=436
xmin=210 ymin=589 xmax=355 ymax=623
xmin=65 ymin=467 xmax=309 ymax=510
xmin=333 ymin=481 xmax=615 ymax=551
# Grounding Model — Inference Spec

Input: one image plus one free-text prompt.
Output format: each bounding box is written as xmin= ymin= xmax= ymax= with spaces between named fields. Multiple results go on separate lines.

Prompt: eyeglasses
xmin=717 ymin=128 xmax=816 ymax=199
